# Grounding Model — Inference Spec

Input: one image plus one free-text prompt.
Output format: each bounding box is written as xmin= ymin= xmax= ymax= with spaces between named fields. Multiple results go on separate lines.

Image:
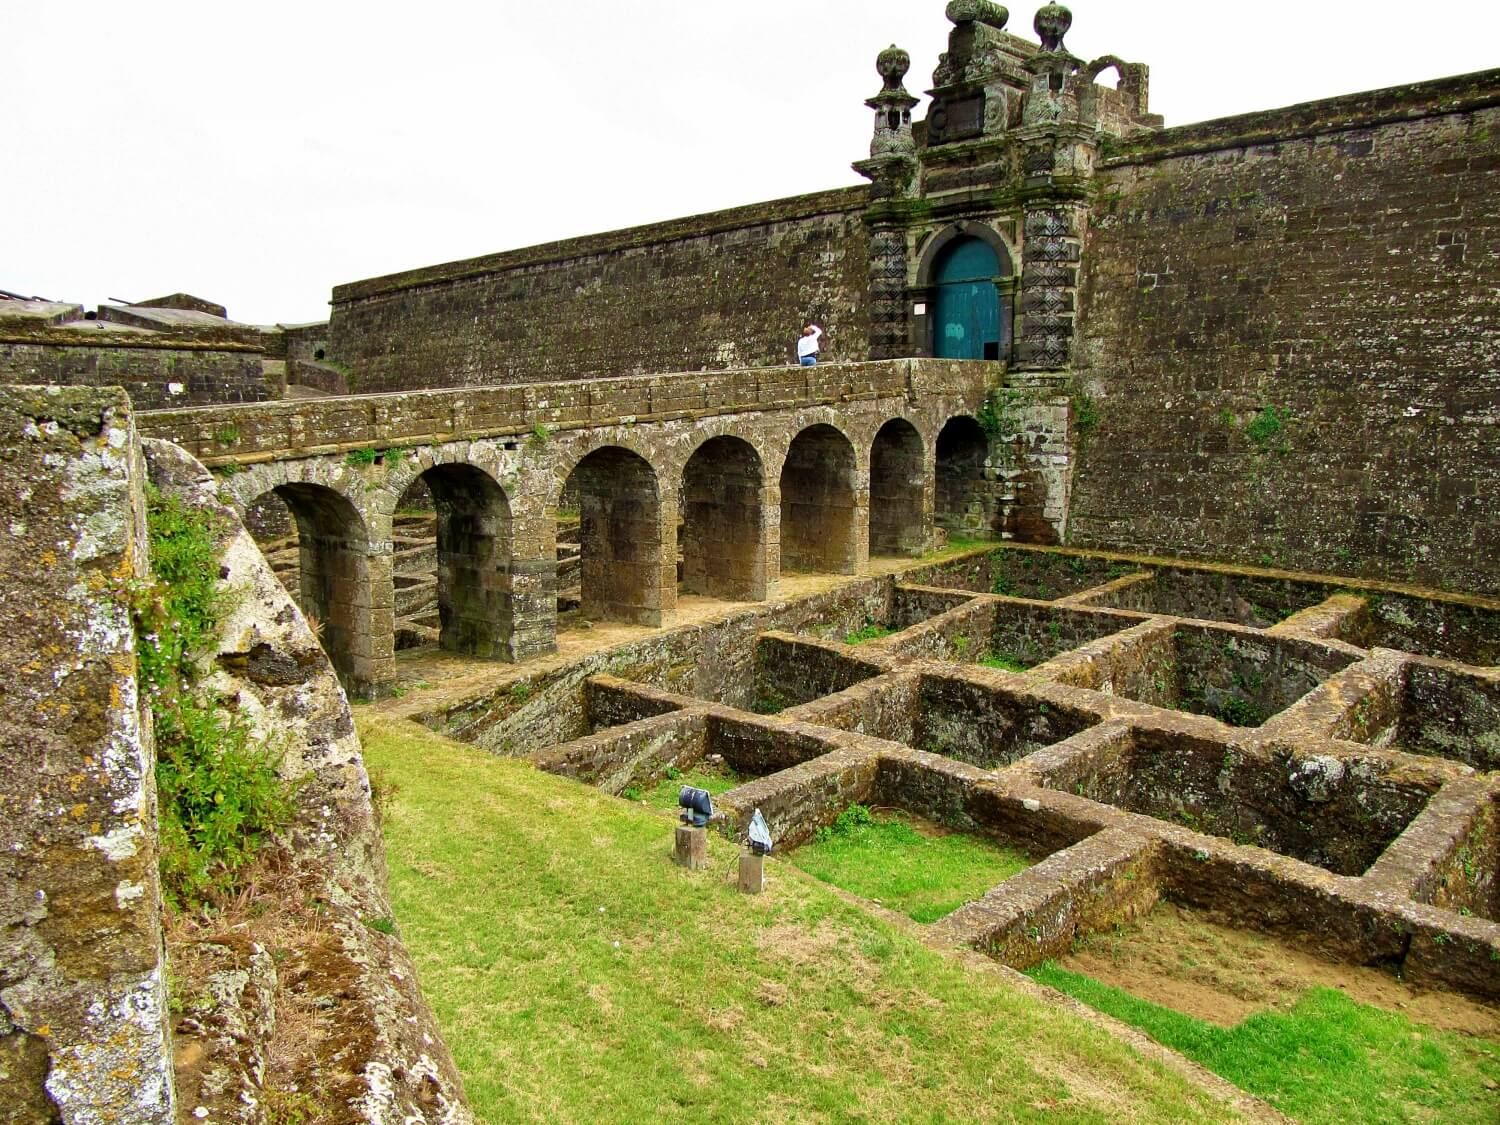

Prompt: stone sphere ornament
xmin=877 ymin=44 xmax=911 ymax=86
xmin=1034 ymin=1 xmax=1072 ymax=52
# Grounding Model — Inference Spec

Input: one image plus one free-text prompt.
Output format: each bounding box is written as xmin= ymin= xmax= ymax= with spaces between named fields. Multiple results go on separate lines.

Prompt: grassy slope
xmin=359 ymin=717 xmax=1234 ymax=1124
xmin=1029 ymin=965 xmax=1500 ymax=1124
xmin=789 ymin=810 xmax=1032 ymax=923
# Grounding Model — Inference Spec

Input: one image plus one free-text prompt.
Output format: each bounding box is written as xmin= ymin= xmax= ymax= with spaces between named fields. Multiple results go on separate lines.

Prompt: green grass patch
xmin=789 ymin=805 xmax=1032 ymax=923
xmin=979 ymin=651 xmax=1031 ymax=672
xmin=359 ymin=716 xmax=1234 ymax=1124
xmin=1028 ymin=964 xmax=1500 ymax=1124
xmin=629 ymin=763 xmax=746 ymax=810
xmin=844 ymin=622 xmax=896 ymax=645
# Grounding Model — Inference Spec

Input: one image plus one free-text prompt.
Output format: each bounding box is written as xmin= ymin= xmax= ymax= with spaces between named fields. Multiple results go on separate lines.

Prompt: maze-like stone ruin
xmin=525 ymin=544 xmax=1500 ymax=1003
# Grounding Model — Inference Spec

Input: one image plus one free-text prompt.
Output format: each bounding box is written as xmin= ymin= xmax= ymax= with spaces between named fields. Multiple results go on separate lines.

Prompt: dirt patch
xmin=1061 ymin=901 xmax=1500 ymax=1036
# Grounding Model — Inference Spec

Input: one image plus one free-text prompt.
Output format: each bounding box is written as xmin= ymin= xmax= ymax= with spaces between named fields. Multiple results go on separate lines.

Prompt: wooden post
xmin=738 ymin=852 xmax=765 ymax=894
xmin=674 ymin=825 xmax=708 ymax=870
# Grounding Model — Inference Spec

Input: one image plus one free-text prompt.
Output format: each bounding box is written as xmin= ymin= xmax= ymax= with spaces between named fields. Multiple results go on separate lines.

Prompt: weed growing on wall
xmin=133 ymin=486 xmax=296 ymax=910
xmin=1244 ymin=405 xmax=1292 ymax=454
xmin=345 ymin=446 xmax=380 ymax=467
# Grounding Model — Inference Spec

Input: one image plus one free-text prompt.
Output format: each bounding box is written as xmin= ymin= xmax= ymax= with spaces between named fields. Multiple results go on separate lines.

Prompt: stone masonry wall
xmin=0 ymin=339 xmax=270 ymax=409
xmin=327 ymin=189 xmax=871 ymax=393
xmin=0 ymin=387 xmax=174 ymax=1123
xmin=1069 ymin=71 xmax=1500 ymax=595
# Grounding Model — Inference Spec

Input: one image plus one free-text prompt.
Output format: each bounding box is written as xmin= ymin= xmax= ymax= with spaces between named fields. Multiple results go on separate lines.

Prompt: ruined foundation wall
xmin=328 ymin=188 xmax=871 ymax=393
xmin=1069 ymin=71 xmax=1500 ymax=595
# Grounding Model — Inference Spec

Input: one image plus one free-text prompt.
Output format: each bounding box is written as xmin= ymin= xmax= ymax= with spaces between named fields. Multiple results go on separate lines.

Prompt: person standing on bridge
xmin=797 ymin=323 xmax=823 ymax=366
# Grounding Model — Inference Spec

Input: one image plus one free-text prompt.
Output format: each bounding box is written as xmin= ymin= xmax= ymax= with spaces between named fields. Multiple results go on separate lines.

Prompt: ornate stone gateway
xmin=854 ymin=2 xmax=1159 ymax=369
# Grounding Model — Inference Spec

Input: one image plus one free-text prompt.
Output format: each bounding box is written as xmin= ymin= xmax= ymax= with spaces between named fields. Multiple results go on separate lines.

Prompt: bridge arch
xmin=558 ymin=444 xmax=670 ymax=626
xmin=248 ymin=480 xmax=377 ymax=695
xmin=680 ymin=434 xmax=768 ymax=602
xmin=779 ymin=422 xmax=861 ymax=575
xmin=935 ymin=414 xmax=994 ymax=538
xmin=869 ymin=417 xmax=927 ymax=557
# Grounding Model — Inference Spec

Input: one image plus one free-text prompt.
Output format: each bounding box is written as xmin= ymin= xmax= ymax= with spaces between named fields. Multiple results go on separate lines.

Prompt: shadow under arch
xmin=935 ymin=415 xmax=995 ymax=538
xmin=781 ymin=423 xmax=859 ymax=575
xmin=397 ymin=462 xmax=516 ymax=659
xmin=681 ymin=434 xmax=767 ymax=601
xmin=562 ymin=445 xmax=666 ymax=626
xmin=257 ymin=481 xmax=374 ymax=695
xmin=869 ymin=417 xmax=926 ymax=557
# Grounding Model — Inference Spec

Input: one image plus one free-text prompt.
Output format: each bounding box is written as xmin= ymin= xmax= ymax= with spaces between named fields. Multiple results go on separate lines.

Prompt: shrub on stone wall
xmin=132 ymin=486 xmax=297 ymax=908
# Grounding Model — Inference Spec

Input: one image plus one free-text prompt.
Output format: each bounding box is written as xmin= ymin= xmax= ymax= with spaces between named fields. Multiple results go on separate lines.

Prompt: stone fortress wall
xmin=1070 ymin=71 xmax=1500 ymax=594
xmin=306 ymin=9 xmax=1500 ymax=596
xmin=327 ymin=188 xmax=873 ymax=393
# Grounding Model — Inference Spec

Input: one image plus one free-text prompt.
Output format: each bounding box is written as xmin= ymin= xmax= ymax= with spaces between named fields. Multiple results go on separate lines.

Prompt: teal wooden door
xmin=933 ymin=238 xmax=1002 ymax=360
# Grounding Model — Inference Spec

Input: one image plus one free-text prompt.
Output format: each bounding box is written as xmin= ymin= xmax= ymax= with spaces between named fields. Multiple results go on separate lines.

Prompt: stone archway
xmin=780 ymin=423 xmax=860 ymax=574
xmin=398 ymin=463 xmax=515 ymax=658
xmin=254 ymin=481 xmax=376 ymax=695
xmin=562 ymin=446 xmax=667 ymax=626
xmin=869 ymin=418 xmax=926 ymax=557
xmin=681 ymin=435 xmax=768 ymax=601
xmin=935 ymin=415 xmax=995 ymax=537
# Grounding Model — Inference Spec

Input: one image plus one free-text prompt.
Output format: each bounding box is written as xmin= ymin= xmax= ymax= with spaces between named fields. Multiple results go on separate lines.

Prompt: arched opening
xmin=935 ymin=416 xmax=995 ymax=537
xmin=563 ymin=446 xmax=665 ymax=626
xmin=681 ymin=436 xmax=766 ymax=601
xmin=397 ymin=464 xmax=514 ymax=658
xmin=933 ymin=238 xmax=1004 ymax=361
xmin=869 ymin=419 xmax=926 ymax=557
xmin=250 ymin=482 xmax=372 ymax=693
xmin=780 ymin=424 xmax=859 ymax=574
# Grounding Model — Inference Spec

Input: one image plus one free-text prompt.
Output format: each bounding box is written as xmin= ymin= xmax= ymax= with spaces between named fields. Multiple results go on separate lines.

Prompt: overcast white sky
xmin=4 ymin=1 xmax=1497 ymax=325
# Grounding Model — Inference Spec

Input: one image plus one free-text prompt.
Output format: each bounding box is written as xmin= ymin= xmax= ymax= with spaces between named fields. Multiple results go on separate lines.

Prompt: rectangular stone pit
xmin=907 ymin=546 xmax=1142 ymax=599
xmin=1037 ymin=724 xmax=1440 ymax=877
xmin=1325 ymin=657 xmax=1500 ymax=771
xmin=1086 ymin=567 xmax=1337 ymax=628
xmin=1042 ymin=621 xmax=1360 ymax=729
xmin=752 ymin=632 xmax=886 ymax=714
xmin=1336 ymin=592 xmax=1500 ymax=666
xmin=914 ymin=672 xmax=1103 ymax=769
xmin=721 ymin=747 xmax=1110 ymax=928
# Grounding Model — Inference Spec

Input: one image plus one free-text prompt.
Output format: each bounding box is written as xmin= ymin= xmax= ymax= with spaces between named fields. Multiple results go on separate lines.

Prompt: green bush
xmin=135 ymin=487 xmax=297 ymax=910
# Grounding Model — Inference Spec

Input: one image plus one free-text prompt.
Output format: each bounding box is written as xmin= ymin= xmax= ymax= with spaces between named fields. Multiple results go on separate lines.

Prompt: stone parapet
xmin=0 ymin=386 xmax=174 ymax=1123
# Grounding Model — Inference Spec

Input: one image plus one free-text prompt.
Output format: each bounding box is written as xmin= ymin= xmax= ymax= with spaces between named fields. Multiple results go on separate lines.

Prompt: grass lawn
xmin=1029 ymin=964 xmax=1500 ymax=1124
xmin=788 ymin=806 xmax=1032 ymax=923
xmin=359 ymin=716 xmax=1237 ymax=1124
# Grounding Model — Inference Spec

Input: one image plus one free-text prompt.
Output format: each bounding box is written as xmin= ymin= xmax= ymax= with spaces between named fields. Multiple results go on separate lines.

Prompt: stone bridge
xmin=139 ymin=359 xmax=1072 ymax=694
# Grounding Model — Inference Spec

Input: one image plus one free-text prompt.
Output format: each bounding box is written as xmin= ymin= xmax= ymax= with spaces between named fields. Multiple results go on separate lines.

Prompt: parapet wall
xmin=0 ymin=338 xmax=269 ymax=409
xmin=1070 ymin=69 xmax=1500 ymax=595
xmin=327 ymin=188 xmax=871 ymax=393
xmin=136 ymin=358 xmax=966 ymax=465
xmin=0 ymin=386 xmax=174 ymax=1121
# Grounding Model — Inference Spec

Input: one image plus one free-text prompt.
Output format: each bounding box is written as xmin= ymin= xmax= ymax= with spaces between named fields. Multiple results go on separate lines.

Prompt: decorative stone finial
xmin=946 ymin=0 xmax=1009 ymax=30
xmin=1034 ymin=2 xmax=1072 ymax=52
xmin=876 ymin=44 xmax=911 ymax=89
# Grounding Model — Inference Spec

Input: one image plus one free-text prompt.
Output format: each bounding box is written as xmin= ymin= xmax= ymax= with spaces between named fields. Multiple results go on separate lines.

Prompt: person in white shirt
xmin=797 ymin=324 xmax=823 ymax=366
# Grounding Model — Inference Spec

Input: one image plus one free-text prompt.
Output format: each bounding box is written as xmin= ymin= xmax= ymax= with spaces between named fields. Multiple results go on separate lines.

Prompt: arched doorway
xmin=562 ymin=446 xmax=666 ymax=626
xmin=780 ymin=424 xmax=859 ymax=575
xmin=932 ymin=238 xmax=1003 ymax=360
xmin=681 ymin=436 xmax=767 ymax=601
xmin=869 ymin=419 xmax=926 ymax=557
